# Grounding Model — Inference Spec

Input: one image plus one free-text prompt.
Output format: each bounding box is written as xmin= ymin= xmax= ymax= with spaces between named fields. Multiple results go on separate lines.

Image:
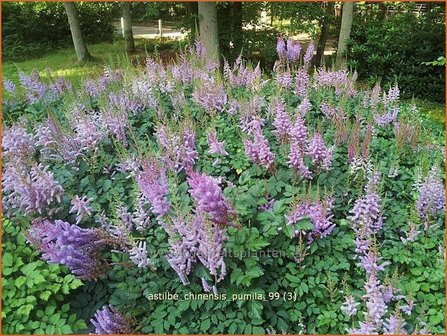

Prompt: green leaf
xmin=15 ymin=276 xmax=27 ymax=288
xmin=3 ymin=252 xmax=13 ymax=267
xmin=252 ymin=326 xmax=265 ymax=334
xmin=295 ymin=218 xmax=314 ymax=231
xmin=201 ymin=318 xmax=211 ymax=331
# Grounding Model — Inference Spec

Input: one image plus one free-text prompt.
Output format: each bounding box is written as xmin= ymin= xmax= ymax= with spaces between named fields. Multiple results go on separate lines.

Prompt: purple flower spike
xmin=304 ymin=42 xmax=315 ymax=68
xmin=2 ymin=123 xmax=35 ymax=160
xmin=69 ymin=195 xmax=93 ymax=224
xmin=383 ymin=313 xmax=407 ymax=335
xmin=3 ymin=79 xmax=16 ymax=95
xmin=27 ymin=218 xmax=121 ymax=280
xmin=187 ymin=172 xmax=236 ymax=226
xmin=287 ymin=196 xmax=335 ymax=241
xmin=416 ymin=166 xmax=445 ymax=224
xmin=288 ymin=143 xmax=311 ymax=179
xmin=207 ymin=129 xmax=228 ymax=156
xmin=289 ymin=115 xmax=308 ymax=146
xmin=341 ymin=296 xmax=360 ymax=317
xmin=196 ymin=212 xmax=227 ymax=282
xmin=307 ymin=133 xmax=333 ymax=170
xmin=135 ymin=159 xmax=170 ymax=220
xmin=276 ymin=35 xmax=287 ymax=60
xmin=272 ymin=98 xmax=291 ymax=142
xmin=91 ymin=305 xmax=132 ymax=334
xmin=287 ymin=38 xmax=301 ymax=63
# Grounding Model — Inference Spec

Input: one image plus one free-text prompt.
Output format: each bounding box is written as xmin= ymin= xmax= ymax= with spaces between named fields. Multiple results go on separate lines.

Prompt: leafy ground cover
xmin=2 ymin=38 xmax=445 ymax=334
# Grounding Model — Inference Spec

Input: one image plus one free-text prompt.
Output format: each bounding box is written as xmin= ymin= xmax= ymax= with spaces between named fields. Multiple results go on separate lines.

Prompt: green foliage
xmin=348 ymin=5 xmax=445 ymax=102
xmin=1 ymin=218 xmax=87 ymax=334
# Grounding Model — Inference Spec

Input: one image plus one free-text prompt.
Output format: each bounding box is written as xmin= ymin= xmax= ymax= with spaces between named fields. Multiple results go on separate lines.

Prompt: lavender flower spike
xmin=128 ymin=241 xmax=150 ymax=268
xmin=135 ymin=159 xmax=170 ymax=219
xmin=207 ymin=129 xmax=228 ymax=156
xmin=416 ymin=166 xmax=445 ymax=224
xmin=341 ymin=295 xmax=360 ymax=317
xmin=243 ymin=129 xmax=276 ymax=169
xmin=307 ymin=133 xmax=333 ymax=170
xmin=187 ymin=172 xmax=237 ymax=226
xmin=69 ymin=195 xmax=93 ymax=224
xmin=91 ymin=305 xmax=133 ymax=334
xmin=27 ymin=218 xmax=121 ymax=280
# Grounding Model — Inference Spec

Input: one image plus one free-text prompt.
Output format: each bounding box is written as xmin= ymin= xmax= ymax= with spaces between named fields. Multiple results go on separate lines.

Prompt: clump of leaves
xmin=2 ymin=218 xmax=87 ymax=334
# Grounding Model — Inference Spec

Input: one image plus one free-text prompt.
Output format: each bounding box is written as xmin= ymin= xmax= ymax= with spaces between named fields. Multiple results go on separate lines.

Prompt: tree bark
xmin=313 ymin=2 xmax=334 ymax=68
xmin=63 ymin=2 xmax=92 ymax=62
xmin=336 ymin=2 xmax=354 ymax=69
xmin=198 ymin=2 xmax=220 ymax=63
xmin=232 ymin=2 xmax=243 ymax=56
xmin=188 ymin=2 xmax=199 ymax=40
xmin=122 ymin=2 xmax=135 ymax=53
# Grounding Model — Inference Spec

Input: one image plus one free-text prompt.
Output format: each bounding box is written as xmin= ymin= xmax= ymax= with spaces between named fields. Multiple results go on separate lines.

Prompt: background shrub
xmin=347 ymin=7 xmax=445 ymax=102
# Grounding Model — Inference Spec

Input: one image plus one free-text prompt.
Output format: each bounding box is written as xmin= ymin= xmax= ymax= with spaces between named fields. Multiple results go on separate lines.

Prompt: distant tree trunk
xmin=188 ymin=2 xmax=199 ymax=40
xmin=198 ymin=2 xmax=220 ymax=62
xmin=122 ymin=3 xmax=135 ymax=53
xmin=232 ymin=2 xmax=243 ymax=56
xmin=313 ymin=2 xmax=334 ymax=68
xmin=64 ymin=2 xmax=92 ymax=62
xmin=336 ymin=2 xmax=354 ymax=69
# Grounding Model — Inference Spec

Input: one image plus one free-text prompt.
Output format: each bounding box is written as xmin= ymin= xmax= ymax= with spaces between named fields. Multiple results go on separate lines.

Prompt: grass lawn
xmin=2 ymin=39 xmax=184 ymax=88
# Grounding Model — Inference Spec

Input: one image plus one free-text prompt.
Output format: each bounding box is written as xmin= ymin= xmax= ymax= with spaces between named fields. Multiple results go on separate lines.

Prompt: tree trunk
xmin=232 ymin=2 xmax=243 ymax=56
xmin=313 ymin=2 xmax=334 ymax=68
xmin=198 ymin=2 xmax=220 ymax=62
xmin=188 ymin=2 xmax=199 ymax=40
xmin=336 ymin=2 xmax=354 ymax=69
xmin=122 ymin=3 xmax=135 ymax=53
xmin=63 ymin=2 xmax=92 ymax=62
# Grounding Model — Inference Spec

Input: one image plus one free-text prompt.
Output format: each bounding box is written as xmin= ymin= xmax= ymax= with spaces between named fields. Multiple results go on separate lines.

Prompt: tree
xmin=187 ymin=2 xmax=199 ymax=40
xmin=313 ymin=2 xmax=335 ymax=67
xmin=63 ymin=2 xmax=92 ymax=62
xmin=198 ymin=2 xmax=220 ymax=62
xmin=122 ymin=2 xmax=135 ymax=53
xmin=336 ymin=2 xmax=354 ymax=69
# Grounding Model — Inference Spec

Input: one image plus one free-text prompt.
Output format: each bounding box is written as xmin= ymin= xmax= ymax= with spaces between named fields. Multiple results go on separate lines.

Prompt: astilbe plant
xmin=2 ymin=122 xmax=36 ymax=159
xmin=2 ymin=162 xmax=64 ymax=215
xmin=69 ymin=195 xmax=93 ymax=224
xmin=271 ymin=98 xmax=291 ymax=142
xmin=91 ymin=305 xmax=133 ymax=334
xmin=155 ymin=124 xmax=198 ymax=172
xmin=162 ymin=212 xmax=201 ymax=285
xmin=195 ymin=211 xmax=227 ymax=284
xmin=207 ymin=129 xmax=228 ymax=156
xmin=192 ymin=81 xmax=227 ymax=113
xmin=187 ymin=172 xmax=236 ymax=226
xmin=243 ymin=128 xmax=276 ymax=169
xmin=128 ymin=241 xmax=150 ymax=268
xmin=287 ymin=116 xmax=309 ymax=178
xmin=135 ymin=159 xmax=170 ymax=220
xmin=223 ymin=55 xmax=262 ymax=89
xmin=27 ymin=218 xmax=123 ymax=280
xmin=3 ymin=36 xmax=445 ymax=334
xmin=287 ymin=194 xmax=335 ymax=242
xmin=345 ymin=170 xmax=410 ymax=334
xmin=307 ymin=132 xmax=333 ymax=171
xmin=416 ymin=166 xmax=445 ymax=225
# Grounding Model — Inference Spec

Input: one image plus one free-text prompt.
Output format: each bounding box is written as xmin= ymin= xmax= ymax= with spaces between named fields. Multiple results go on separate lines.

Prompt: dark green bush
xmin=347 ymin=8 xmax=445 ymax=102
xmin=2 ymin=2 xmax=116 ymax=61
